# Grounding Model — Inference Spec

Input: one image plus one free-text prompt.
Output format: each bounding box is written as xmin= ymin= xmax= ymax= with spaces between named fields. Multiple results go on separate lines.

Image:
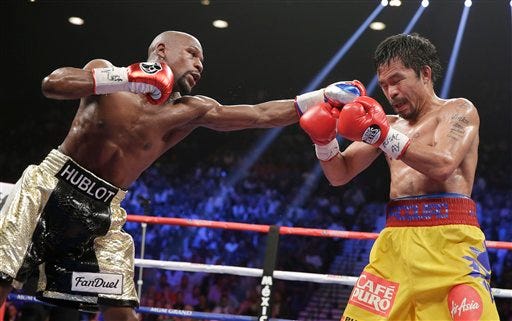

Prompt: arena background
xmin=1 ymin=1 xmax=511 ymax=320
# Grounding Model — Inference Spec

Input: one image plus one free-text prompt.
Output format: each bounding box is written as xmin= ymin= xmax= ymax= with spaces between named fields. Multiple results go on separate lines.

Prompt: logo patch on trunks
xmin=71 ymin=272 xmax=123 ymax=295
xmin=56 ymin=160 xmax=118 ymax=203
xmin=348 ymin=271 xmax=399 ymax=317
xmin=448 ymin=284 xmax=483 ymax=321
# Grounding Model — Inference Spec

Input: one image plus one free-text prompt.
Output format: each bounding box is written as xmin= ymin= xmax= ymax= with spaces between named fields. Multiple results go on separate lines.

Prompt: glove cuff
xmin=295 ymin=89 xmax=325 ymax=116
xmin=315 ymin=138 xmax=340 ymax=161
xmin=379 ymin=127 xmax=411 ymax=159
xmin=93 ymin=67 xmax=129 ymax=95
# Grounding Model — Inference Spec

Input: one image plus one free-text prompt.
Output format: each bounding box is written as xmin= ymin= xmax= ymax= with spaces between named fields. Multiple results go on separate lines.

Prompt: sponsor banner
xmin=71 ymin=272 xmax=123 ymax=295
xmin=348 ymin=271 xmax=399 ymax=317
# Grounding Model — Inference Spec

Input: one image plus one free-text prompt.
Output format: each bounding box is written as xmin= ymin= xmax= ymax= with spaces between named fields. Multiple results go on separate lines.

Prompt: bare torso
xmin=60 ymin=92 xmax=209 ymax=189
xmin=386 ymin=99 xmax=478 ymax=199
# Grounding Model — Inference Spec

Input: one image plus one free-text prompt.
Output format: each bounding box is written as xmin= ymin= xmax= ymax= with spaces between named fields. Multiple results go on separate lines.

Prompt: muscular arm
xmin=400 ymin=99 xmax=479 ymax=181
xmin=189 ymin=96 xmax=299 ymax=130
xmin=320 ymin=141 xmax=382 ymax=186
xmin=41 ymin=59 xmax=110 ymax=100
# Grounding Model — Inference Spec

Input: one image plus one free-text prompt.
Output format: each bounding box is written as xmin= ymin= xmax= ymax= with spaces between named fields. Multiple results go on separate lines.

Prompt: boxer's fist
xmin=337 ymin=96 xmax=389 ymax=146
xmin=93 ymin=62 xmax=174 ymax=105
xmin=300 ymin=103 xmax=339 ymax=145
xmin=300 ymin=102 xmax=340 ymax=161
xmin=126 ymin=62 xmax=174 ymax=104
xmin=337 ymin=96 xmax=410 ymax=159
xmin=295 ymin=80 xmax=366 ymax=116
xmin=324 ymin=80 xmax=367 ymax=108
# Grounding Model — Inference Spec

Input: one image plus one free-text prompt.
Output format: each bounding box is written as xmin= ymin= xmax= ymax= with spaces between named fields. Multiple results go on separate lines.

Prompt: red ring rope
xmin=126 ymin=215 xmax=512 ymax=249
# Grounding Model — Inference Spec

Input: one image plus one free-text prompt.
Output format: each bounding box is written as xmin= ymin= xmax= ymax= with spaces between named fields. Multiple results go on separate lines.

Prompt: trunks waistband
xmin=386 ymin=195 xmax=479 ymax=227
xmin=40 ymin=149 xmax=126 ymax=205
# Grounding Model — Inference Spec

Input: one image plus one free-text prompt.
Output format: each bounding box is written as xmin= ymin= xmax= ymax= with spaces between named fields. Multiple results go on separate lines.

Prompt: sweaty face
xmin=165 ymin=36 xmax=204 ymax=95
xmin=377 ymin=59 xmax=426 ymax=120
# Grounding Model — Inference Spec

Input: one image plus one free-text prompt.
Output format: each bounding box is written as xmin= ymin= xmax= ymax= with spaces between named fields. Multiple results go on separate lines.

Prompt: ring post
xmin=258 ymin=225 xmax=280 ymax=321
xmin=137 ymin=222 xmax=148 ymax=297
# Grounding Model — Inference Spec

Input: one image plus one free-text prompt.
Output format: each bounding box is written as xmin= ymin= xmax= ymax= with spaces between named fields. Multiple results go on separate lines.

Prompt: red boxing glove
xmin=93 ymin=62 xmax=174 ymax=105
xmin=337 ymin=96 xmax=389 ymax=146
xmin=337 ymin=96 xmax=410 ymax=159
xmin=299 ymin=102 xmax=340 ymax=161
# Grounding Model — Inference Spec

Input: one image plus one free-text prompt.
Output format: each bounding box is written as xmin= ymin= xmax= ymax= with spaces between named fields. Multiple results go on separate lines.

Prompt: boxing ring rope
xmin=125 ymin=215 xmax=512 ymax=296
xmin=127 ymin=214 xmax=512 ymax=248
xmin=5 ymin=214 xmax=512 ymax=321
xmin=133 ymin=259 xmax=512 ymax=298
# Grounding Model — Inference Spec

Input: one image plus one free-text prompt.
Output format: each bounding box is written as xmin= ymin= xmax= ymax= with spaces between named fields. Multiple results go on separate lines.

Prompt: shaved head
xmin=147 ymin=31 xmax=204 ymax=95
xmin=148 ymin=31 xmax=201 ymax=58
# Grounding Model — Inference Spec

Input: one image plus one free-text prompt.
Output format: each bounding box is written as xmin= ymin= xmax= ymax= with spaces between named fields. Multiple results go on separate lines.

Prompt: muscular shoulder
xmin=443 ymin=98 xmax=476 ymax=112
xmin=83 ymin=59 xmax=113 ymax=70
xmin=170 ymin=95 xmax=220 ymax=115
xmin=440 ymin=98 xmax=479 ymax=123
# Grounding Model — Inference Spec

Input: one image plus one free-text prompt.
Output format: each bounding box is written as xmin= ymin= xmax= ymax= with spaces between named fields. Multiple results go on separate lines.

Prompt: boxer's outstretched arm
xmin=188 ymin=80 xmax=365 ymax=130
xmin=190 ymin=96 xmax=299 ymax=130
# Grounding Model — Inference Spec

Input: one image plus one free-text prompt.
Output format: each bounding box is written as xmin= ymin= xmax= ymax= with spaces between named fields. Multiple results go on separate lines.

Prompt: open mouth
xmin=393 ymin=101 xmax=407 ymax=112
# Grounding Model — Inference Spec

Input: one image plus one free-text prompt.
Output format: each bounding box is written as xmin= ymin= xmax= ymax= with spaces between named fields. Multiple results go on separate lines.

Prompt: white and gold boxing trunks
xmin=0 ymin=149 xmax=138 ymax=310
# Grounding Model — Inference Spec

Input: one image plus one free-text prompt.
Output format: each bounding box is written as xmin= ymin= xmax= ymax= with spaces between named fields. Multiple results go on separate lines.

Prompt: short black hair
xmin=374 ymin=33 xmax=443 ymax=85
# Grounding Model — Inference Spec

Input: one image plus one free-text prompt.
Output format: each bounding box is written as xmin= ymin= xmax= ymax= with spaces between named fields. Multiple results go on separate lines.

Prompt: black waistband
xmin=55 ymin=160 xmax=119 ymax=204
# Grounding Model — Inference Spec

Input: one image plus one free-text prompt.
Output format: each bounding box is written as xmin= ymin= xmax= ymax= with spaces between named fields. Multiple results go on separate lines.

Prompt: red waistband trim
xmin=386 ymin=196 xmax=479 ymax=227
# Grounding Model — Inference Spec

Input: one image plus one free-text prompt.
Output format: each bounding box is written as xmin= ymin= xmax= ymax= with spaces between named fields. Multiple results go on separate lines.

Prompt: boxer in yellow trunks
xmin=0 ymin=30 xmax=365 ymax=321
xmin=299 ymin=33 xmax=500 ymax=320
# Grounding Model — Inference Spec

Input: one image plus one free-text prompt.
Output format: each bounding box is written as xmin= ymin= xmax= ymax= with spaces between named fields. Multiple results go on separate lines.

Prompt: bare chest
xmin=393 ymin=115 xmax=439 ymax=147
xmin=387 ymin=115 xmax=444 ymax=197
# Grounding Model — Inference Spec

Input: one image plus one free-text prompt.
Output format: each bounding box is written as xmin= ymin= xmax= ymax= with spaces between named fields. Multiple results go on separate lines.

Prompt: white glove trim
xmin=379 ymin=127 xmax=411 ymax=159
xmin=315 ymin=138 xmax=340 ymax=161
xmin=295 ymin=89 xmax=324 ymax=116
xmin=93 ymin=67 xmax=129 ymax=95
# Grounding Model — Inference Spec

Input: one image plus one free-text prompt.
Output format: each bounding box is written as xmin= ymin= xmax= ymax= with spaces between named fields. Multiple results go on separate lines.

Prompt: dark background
xmin=1 ymin=0 xmax=511 ymax=185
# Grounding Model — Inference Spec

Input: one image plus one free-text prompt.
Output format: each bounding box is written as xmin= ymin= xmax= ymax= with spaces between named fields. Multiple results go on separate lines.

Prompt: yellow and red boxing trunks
xmin=341 ymin=194 xmax=500 ymax=321
xmin=0 ymin=149 xmax=138 ymax=311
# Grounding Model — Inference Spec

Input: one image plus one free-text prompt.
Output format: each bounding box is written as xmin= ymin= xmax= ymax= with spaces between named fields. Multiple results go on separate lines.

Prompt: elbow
xmin=429 ymin=156 xmax=457 ymax=182
xmin=430 ymin=168 xmax=455 ymax=182
xmin=326 ymin=175 xmax=351 ymax=187
xmin=329 ymin=180 xmax=345 ymax=187
xmin=41 ymin=73 xmax=61 ymax=98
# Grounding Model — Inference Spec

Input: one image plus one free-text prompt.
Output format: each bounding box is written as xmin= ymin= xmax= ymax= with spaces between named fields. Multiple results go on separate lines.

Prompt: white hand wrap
xmin=379 ymin=127 xmax=411 ymax=160
xmin=295 ymin=89 xmax=324 ymax=116
xmin=92 ymin=67 xmax=129 ymax=95
xmin=315 ymin=138 xmax=340 ymax=161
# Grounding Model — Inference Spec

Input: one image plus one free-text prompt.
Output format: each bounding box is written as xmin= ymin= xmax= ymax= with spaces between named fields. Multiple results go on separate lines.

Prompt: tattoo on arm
xmin=447 ymin=113 xmax=470 ymax=141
